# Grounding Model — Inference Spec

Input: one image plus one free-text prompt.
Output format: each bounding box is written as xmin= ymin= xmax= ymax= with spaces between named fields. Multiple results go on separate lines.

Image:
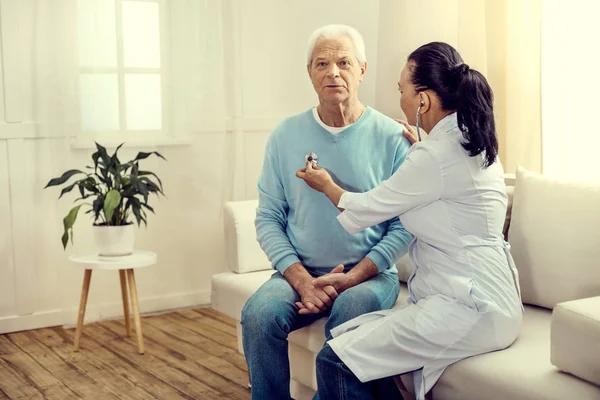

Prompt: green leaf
xmin=103 ymin=189 xmax=121 ymax=224
xmin=61 ymin=231 xmax=69 ymax=249
xmin=139 ymin=178 xmax=164 ymax=196
xmin=138 ymin=170 xmax=164 ymax=191
xmin=133 ymin=202 xmax=141 ymax=225
xmin=136 ymin=181 xmax=149 ymax=203
xmin=73 ymin=193 xmax=97 ymax=202
xmin=61 ymin=205 xmax=82 ymax=249
xmin=82 ymin=177 xmax=100 ymax=194
xmin=92 ymin=195 xmax=104 ymax=222
xmin=95 ymin=142 xmax=110 ymax=165
xmin=92 ymin=152 xmax=100 ymax=168
xmin=134 ymin=151 xmax=166 ymax=162
xmin=141 ymin=203 xmax=155 ymax=214
xmin=58 ymin=183 xmax=77 ymax=199
xmin=108 ymin=144 xmax=123 ymax=176
xmin=44 ymin=169 xmax=83 ymax=188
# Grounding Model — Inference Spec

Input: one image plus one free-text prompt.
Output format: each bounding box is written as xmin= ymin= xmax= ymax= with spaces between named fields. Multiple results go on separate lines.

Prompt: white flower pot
xmin=93 ymin=224 xmax=135 ymax=256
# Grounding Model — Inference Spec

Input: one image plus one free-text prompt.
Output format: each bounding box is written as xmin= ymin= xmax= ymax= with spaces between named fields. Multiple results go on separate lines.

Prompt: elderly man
xmin=241 ymin=24 xmax=412 ymax=400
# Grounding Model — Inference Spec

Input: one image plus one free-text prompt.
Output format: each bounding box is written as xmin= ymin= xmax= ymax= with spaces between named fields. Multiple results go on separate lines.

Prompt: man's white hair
xmin=306 ymin=24 xmax=366 ymax=66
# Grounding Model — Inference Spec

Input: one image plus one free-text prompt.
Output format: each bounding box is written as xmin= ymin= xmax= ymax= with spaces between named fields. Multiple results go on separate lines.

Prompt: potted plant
xmin=44 ymin=142 xmax=166 ymax=256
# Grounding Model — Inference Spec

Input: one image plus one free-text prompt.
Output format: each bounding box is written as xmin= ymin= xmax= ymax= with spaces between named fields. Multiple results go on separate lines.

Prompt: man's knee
xmin=316 ymin=344 xmax=339 ymax=371
xmin=241 ymin=292 xmax=296 ymax=338
xmin=330 ymin=287 xmax=382 ymax=322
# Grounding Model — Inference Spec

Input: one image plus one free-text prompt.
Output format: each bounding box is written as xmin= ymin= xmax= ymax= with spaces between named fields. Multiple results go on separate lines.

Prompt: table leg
xmin=119 ymin=270 xmax=132 ymax=337
xmin=73 ymin=269 xmax=92 ymax=351
xmin=126 ymin=269 xmax=145 ymax=354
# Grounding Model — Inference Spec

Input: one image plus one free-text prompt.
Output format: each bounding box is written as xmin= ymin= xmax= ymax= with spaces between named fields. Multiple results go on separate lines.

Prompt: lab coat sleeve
xmin=337 ymin=145 xmax=442 ymax=234
xmin=255 ymin=136 xmax=301 ymax=274
xmin=364 ymin=141 xmax=414 ymax=272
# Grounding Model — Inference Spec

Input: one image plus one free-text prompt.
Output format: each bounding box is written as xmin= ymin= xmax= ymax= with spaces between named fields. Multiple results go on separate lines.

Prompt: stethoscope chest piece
xmin=305 ymin=152 xmax=318 ymax=167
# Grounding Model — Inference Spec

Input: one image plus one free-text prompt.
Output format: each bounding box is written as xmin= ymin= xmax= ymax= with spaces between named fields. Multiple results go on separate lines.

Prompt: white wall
xmin=0 ymin=0 xmax=384 ymax=333
xmin=234 ymin=0 xmax=381 ymax=199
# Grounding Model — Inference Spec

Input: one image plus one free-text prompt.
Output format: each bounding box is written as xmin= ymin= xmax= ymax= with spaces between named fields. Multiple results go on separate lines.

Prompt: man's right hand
xmin=283 ymin=263 xmax=340 ymax=314
xmin=296 ymin=278 xmax=339 ymax=314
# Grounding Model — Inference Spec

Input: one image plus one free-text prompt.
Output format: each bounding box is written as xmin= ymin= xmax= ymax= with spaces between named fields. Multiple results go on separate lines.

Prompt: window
xmin=542 ymin=0 xmax=600 ymax=181
xmin=77 ymin=0 xmax=165 ymax=136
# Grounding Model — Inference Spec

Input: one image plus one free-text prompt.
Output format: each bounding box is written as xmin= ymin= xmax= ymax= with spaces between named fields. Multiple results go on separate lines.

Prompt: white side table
xmin=68 ymin=250 xmax=157 ymax=354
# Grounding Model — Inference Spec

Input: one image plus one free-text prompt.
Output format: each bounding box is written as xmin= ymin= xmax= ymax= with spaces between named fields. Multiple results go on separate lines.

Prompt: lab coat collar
xmin=426 ymin=112 xmax=459 ymax=141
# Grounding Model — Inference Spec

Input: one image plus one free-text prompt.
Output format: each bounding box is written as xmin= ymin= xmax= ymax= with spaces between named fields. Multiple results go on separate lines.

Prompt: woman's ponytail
xmin=408 ymin=42 xmax=499 ymax=168
xmin=455 ymin=65 xmax=498 ymax=167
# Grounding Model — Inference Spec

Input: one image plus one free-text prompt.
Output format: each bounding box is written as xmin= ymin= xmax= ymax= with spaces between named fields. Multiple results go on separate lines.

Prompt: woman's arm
xmin=297 ymin=145 xmax=442 ymax=233
xmin=337 ymin=146 xmax=442 ymax=233
xmin=322 ymin=182 xmax=347 ymax=211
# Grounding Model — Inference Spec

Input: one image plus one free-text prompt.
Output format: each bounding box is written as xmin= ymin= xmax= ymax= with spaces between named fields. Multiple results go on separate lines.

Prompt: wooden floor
xmin=0 ymin=308 xmax=251 ymax=400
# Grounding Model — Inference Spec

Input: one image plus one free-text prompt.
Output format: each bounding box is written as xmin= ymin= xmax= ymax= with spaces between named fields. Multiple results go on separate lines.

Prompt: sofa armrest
xmin=551 ymin=296 xmax=600 ymax=386
xmin=223 ymin=200 xmax=272 ymax=273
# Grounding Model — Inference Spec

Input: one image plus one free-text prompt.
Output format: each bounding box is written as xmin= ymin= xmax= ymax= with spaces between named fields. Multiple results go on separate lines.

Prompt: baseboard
xmin=0 ymin=290 xmax=211 ymax=334
xmin=0 ymin=309 xmax=65 ymax=335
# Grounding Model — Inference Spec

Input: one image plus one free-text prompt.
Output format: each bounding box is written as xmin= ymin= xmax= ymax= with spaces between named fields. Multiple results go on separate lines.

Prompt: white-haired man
xmin=241 ymin=24 xmax=412 ymax=399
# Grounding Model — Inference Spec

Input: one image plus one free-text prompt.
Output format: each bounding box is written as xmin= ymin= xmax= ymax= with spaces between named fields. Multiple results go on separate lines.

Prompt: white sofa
xmin=211 ymin=167 xmax=600 ymax=400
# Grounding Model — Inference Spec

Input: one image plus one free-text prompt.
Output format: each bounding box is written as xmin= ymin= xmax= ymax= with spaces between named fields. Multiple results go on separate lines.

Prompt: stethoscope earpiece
xmin=416 ymin=99 xmax=424 ymax=142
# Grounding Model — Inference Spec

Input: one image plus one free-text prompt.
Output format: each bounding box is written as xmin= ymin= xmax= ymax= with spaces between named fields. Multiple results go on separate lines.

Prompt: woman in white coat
xmin=296 ymin=42 xmax=523 ymax=400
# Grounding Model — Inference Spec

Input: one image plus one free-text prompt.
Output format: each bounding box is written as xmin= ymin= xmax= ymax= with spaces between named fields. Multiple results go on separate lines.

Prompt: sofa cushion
xmin=551 ymin=296 xmax=600 ymax=387
xmin=210 ymin=270 xmax=275 ymax=319
xmin=224 ymin=200 xmax=271 ymax=273
xmin=508 ymin=166 xmax=600 ymax=309
xmin=211 ymin=269 xmax=600 ymax=400
xmin=431 ymin=305 xmax=600 ymax=400
xmin=288 ymin=283 xmax=411 ymax=354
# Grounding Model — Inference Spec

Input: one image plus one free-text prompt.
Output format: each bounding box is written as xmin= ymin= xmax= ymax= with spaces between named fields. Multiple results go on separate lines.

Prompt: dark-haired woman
xmin=296 ymin=42 xmax=523 ymax=400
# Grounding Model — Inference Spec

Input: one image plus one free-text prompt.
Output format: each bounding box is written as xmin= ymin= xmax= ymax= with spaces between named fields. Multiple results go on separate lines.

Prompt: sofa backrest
xmin=223 ymin=201 xmax=270 ymax=274
xmin=507 ymin=166 xmax=600 ymax=310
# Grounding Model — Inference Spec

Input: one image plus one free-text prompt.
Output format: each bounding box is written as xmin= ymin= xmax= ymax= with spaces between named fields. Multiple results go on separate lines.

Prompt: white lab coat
xmin=328 ymin=113 xmax=523 ymax=400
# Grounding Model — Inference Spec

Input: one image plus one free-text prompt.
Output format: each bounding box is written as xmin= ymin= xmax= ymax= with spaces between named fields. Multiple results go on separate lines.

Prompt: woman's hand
xmin=296 ymin=162 xmax=335 ymax=193
xmin=395 ymin=119 xmax=419 ymax=144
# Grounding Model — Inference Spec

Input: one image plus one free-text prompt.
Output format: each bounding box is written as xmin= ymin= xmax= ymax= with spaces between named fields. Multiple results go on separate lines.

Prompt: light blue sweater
xmin=255 ymin=106 xmax=413 ymax=276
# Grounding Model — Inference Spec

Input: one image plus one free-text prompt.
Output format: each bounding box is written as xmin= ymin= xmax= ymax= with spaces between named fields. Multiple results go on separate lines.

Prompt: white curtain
xmin=375 ymin=0 xmax=543 ymax=174
xmin=541 ymin=0 xmax=600 ymax=181
xmin=0 ymin=0 xmax=232 ymax=330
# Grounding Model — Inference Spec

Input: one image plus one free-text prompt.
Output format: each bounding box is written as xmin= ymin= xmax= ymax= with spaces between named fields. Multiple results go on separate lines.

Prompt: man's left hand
xmin=296 ymin=264 xmax=349 ymax=315
xmin=296 ymin=161 xmax=334 ymax=193
xmin=312 ymin=264 xmax=354 ymax=294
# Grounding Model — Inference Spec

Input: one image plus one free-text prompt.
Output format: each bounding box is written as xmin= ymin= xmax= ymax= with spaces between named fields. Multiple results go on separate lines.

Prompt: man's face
xmin=308 ymin=36 xmax=366 ymax=105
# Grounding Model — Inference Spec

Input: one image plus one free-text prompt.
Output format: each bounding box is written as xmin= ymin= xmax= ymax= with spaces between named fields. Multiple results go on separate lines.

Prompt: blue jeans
xmin=241 ymin=270 xmax=400 ymax=400
xmin=313 ymin=344 xmax=404 ymax=400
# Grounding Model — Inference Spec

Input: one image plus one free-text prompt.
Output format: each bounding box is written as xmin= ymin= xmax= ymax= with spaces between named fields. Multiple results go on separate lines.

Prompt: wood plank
xmin=0 ymin=358 xmax=44 ymax=400
xmin=102 ymin=319 xmax=250 ymax=399
xmin=7 ymin=331 xmax=119 ymax=400
xmin=82 ymin=322 xmax=229 ymax=400
xmin=141 ymin=314 xmax=247 ymax=372
xmin=186 ymin=309 xmax=238 ymax=336
xmin=0 ymin=308 xmax=251 ymax=400
xmin=193 ymin=308 xmax=236 ymax=327
xmin=33 ymin=328 xmax=179 ymax=400
xmin=0 ymin=336 xmax=80 ymax=400
xmin=168 ymin=311 xmax=239 ymax=351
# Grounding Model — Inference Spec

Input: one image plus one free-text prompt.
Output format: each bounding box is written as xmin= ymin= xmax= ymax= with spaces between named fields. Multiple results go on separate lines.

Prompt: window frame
xmin=77 ymin=0 xmax=170 ymax=143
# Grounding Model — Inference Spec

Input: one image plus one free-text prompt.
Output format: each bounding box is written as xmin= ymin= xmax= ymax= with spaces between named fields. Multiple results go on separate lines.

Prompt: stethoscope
xmin=307 ymin=98 xmax=425 ymax=164
xmin=416 ymin=99 xmax=424 ymax=142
